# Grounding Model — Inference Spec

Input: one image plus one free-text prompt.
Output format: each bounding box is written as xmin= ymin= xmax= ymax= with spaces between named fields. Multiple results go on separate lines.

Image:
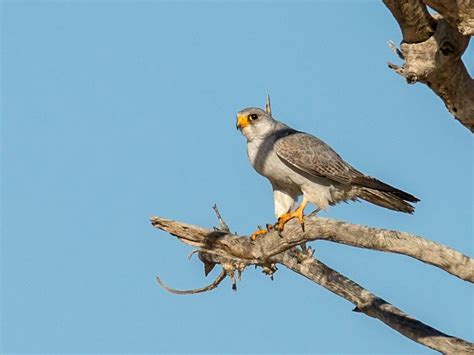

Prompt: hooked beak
xmin=236 ymin=114 xmax=250 ymax=130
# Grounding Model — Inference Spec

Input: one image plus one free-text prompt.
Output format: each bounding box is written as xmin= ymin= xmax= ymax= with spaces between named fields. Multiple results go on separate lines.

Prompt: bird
xmin=236 ymin=96 xmax=419 ymax=240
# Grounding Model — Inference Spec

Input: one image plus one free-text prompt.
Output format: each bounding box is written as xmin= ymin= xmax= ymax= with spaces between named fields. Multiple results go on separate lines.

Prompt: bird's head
xmin=236 ymin=107 xmax=275 ymax=140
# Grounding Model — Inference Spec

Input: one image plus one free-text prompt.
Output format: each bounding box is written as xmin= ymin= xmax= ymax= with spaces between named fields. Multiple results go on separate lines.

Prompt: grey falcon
xmin=236 ymin=97 xmax=419 ymax=239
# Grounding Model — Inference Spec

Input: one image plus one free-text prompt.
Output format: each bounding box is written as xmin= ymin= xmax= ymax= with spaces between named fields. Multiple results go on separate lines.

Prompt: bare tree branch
xmin=424 ymin=0 xmax=474 ymax=35
xmin=383 ymin=0 xmax=437 ymax=42
xmin=156 ymin=270 xmax=226 ymax=295
xmin=150 ymin=214 xmax=474 ymax=353
xmin=150 ymin=216 xmax=474 ymax=282
xmin=383 ymin=0 xmax=474 ymax=132
xmin=274 ymin=249 xmax=474 ymax=354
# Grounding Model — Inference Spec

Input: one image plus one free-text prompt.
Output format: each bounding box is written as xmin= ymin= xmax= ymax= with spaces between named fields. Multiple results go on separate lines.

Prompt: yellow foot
xmin=277 ymin=210 xmax=304 ymax=232
xmin=277 ymin=198 xmax=308 ymax=232
xmin=250 ymin=224 xmax=274 ymax=241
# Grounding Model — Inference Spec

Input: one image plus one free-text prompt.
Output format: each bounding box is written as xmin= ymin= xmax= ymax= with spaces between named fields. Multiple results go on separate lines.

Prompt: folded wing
xmin=274 ymin=132 xmax=419 ymax=213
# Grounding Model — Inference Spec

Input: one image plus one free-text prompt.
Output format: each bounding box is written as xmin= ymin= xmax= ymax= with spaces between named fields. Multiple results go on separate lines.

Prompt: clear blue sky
xmin=1 ymin=1 xmax=472 ymax=353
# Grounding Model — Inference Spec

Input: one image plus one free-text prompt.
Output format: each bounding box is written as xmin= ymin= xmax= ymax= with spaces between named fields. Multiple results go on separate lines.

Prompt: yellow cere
xmin=236 ymin=114 xmax=250 ymax=129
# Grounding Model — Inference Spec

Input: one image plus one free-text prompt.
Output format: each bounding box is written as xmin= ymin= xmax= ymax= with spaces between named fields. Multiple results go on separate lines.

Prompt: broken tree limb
xmin=274 ymin=249 xmax=474 ymax=355
xmin=150 ymin=213 xmax=474 ymax=353
xmin=383 ymin=0 xmax=474 ymax=132
xmin=150 ymin=216 xmax=474 ymax=282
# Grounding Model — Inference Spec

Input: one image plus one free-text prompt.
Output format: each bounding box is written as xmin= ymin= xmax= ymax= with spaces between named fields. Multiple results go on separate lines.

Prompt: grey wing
xmin=274 ymin=132 xmax=362 ymax=185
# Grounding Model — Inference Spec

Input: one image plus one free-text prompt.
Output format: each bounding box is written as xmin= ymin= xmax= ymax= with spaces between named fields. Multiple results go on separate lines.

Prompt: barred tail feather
xmin=357 ymin=188 xmax=416 ymax=214
xmin=352 ymin=176 xmax=420 ymax=203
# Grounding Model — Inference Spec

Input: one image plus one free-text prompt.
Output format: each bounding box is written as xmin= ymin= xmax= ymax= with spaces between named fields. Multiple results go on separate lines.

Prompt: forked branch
xmin=424 ymin=0 xmax=474 ymax=35
xmin=151 ymin=215 xmax=474 ymax=282
xmin=151 ymin=211 xmax=474 ymax=353
xmin=383 ymin=0 xmax=474 ymax=132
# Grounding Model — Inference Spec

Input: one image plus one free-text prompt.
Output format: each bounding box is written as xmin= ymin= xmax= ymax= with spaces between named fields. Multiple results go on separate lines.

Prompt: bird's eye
xmin=248 ymin=114 xmax=259 ymax=120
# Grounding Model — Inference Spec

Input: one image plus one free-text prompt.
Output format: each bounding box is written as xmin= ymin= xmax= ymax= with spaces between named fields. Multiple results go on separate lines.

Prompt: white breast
xmin=247 ymin=138 xmax=292 ymax=185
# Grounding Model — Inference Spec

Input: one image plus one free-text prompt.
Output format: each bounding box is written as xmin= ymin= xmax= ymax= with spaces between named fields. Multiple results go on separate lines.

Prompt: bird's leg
xmin=250 ymin=223 xmax=274 ymax=241
xmin=277 ymin=197 xmax=308 ymax=232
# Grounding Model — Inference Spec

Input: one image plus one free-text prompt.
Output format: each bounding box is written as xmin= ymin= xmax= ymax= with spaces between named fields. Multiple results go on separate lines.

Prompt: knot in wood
xmin=354 ymin=297 xmax=388 ymax=315
xmin=440 ymin=41 xmax=456 ymax=56
xmin=405 ymin=72 xmax=418 ymax=84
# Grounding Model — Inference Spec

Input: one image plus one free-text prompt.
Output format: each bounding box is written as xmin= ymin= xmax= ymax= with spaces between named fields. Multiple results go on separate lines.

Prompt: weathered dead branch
xmin=151 ymin=212 xmax=474 ymax=354
xmin=151 ymin=216 xmax=474 ymax=282
xmin=424 ymin=0 xmax=474 ymax=35
xmin=274 ymin=250 xmax=474 ymax=354
xmin=156 ymin=270 xmax=226 ymax=295
xmin=383 ymin=0 xmax=437 ymax=42
xmin=383 ymin=0 xmax=474 ymax=132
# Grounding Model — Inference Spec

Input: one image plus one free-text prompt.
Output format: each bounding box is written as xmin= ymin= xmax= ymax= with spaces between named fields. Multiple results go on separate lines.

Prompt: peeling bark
xmin=383 ymin=0 xmax=474 ymax=132
xmin=150 ymin=214 xmax=474 ymax=354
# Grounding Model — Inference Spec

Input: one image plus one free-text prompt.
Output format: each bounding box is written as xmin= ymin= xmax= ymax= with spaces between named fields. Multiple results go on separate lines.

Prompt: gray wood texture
xmin=383 ymin=0 xmax=474 ymax=132
xmin=150 ymin=214 xmax=474 ymax=354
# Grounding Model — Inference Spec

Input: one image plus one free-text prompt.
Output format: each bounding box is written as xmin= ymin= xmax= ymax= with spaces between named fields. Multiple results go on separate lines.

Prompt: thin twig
xmin=212 ymin=204 xmax=230 ymax=233
xmin=387 ymin=40 xmax=405 ymax=59
xmin=188 ymin=250 xmax=200 ymax=260
xmin=156 ymin=269 xmax=226 ymax=295
xmin=307 ymin=207 xmax=321 ymax=217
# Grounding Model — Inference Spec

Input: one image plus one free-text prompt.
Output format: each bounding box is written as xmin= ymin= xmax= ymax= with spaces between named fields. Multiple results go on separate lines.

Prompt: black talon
xmin=273 ymin=222 xmax=284 ymax=237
